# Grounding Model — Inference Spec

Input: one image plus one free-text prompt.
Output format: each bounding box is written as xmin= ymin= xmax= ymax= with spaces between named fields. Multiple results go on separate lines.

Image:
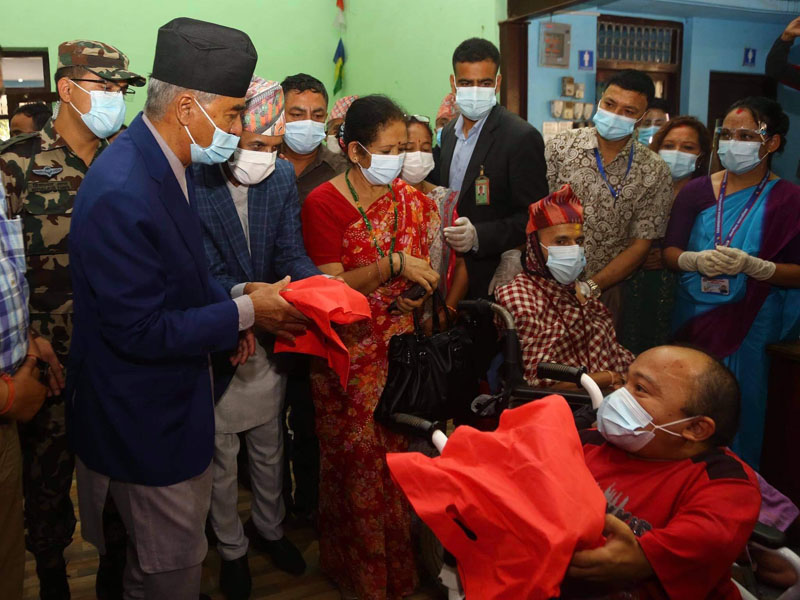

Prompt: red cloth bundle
xmin=273 ymin=275 xmax=371 ymax=387
xmin=387 ymin=396 xmax=606 ymax=600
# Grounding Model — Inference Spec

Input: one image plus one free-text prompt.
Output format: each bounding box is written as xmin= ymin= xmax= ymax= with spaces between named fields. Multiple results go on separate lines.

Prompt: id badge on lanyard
xmin=475 ymin=166 xmax=490 ymax=206
xmin=702 ymin=171 xmax=770 ymax=296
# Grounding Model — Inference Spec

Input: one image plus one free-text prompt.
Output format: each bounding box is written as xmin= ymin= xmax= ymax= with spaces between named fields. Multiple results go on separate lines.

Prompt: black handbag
xmin=374 ymin=291 xmax=478 ymax=426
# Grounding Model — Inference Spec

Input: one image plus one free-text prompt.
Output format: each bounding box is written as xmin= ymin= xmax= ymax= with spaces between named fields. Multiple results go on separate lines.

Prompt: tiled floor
xmin=23 ymin=476 xmax=441 ymax=600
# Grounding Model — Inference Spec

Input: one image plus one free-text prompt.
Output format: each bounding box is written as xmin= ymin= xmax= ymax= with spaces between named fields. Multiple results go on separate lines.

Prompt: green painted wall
xmin=2 ymin=0 xmax=504 ymax=124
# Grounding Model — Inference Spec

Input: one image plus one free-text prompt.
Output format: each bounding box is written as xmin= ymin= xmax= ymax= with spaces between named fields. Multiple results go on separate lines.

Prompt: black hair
xmin=452 ymin=38 xmax=500 ymax=73
xmin=280 ymin=73 xmax=328 ymax=105
xmin=647 ymin=97 xmax=669 ymax=113
xmin=726 ymin=96 xmax=789 ymax=154
xmin=671 ymin=344 xmax=741 ymax=447
xmin=53 ymin=65 xmax=86 ymax=89
xmin=406 ymin=115 xmax=433 ymax=141
xmin=342 ymin=95 xmax=405 ymax=156
xmin=11 ymin=102 xmax=52 ymax=130
xmin=606 ymin=69 xmax=655 ymax=105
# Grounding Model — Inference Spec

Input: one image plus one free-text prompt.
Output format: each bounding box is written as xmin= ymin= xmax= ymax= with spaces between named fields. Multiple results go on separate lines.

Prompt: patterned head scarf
xmin=243 ymin=76 xmax=285 ymax=136
xmin=524 ymin=185 xmax=584 ymax=279
xmin=329 ymin=95 xmax=359 ymax=123
xmin=526 ymin=185 xmax=583 ymax=234
xmin=436 ymin=92 xmax=459 ymax=123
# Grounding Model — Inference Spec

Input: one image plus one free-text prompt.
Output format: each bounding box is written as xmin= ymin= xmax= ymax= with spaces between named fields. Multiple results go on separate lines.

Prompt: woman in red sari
xmin=301 ymin=95 xmax=440 ymax=600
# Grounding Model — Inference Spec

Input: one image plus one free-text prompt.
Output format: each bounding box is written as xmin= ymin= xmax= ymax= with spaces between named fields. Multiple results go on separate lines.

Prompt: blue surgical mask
xmin=717 ymin=140 xmax=765 ymax=175
xmin=597 ymin=386 xmax=696 ymax=452
xmin=541 ymin=243 xmax=586 ymax=285
xmin=435 ymin=127 xmax=443 ymax=146
xmin=455 ymin=84 xmax=497 ymax=121
xmin=185 ymin=98 xmax=240 ymax=165
xmin=637 ymin=125 xmax=659 ymax=145
xmin=659 ymin=149 xmax=698 ymax=180
xmin=69 ymin=81 xmax=126 ymax=139
xmin=284 ymin=119 xmax=326 ymax=155
xmin=594 ymin=106 xmax=638 ymax=141
xmin=358 ymin=143 xmax=405 ymax=186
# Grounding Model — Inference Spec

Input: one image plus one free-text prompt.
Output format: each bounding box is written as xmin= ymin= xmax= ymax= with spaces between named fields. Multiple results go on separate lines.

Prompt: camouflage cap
xmin=57 ymin=40 xmax=145 ymax=87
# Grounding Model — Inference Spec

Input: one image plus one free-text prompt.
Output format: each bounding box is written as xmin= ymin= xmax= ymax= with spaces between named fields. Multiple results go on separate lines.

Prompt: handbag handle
xmin=411 ymin=289 xmax=452 ymax=336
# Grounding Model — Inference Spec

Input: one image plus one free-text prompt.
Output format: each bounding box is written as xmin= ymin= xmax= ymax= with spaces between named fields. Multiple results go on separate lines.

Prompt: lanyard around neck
xmin=714 ymin=170 xmax=771 ymax=248
xmin=594 ymin=144 xmax=635 ymax=202
xmin=345 ymin=167 xmax=398 ymax=258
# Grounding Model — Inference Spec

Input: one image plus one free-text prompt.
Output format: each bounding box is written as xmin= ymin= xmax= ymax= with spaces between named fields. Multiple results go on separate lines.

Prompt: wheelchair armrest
xmin=751 ymin=522 xmax=788 ymax=549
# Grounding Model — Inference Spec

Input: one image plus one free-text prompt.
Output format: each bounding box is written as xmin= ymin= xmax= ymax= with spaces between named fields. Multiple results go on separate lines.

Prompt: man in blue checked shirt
xmin=0 ymin=184 xmax=55 ymax=599
xmin=193 ymin=77 xmax=320 ymax=599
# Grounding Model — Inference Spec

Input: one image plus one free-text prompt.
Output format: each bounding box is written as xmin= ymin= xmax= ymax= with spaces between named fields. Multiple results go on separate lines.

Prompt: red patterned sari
xmin=302 ymin=178 xmax=440 ymax=599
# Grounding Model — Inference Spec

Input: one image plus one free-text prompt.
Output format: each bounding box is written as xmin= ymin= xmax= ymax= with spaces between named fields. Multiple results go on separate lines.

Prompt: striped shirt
xmin=0 ymin=185 xmax=29 ymax=373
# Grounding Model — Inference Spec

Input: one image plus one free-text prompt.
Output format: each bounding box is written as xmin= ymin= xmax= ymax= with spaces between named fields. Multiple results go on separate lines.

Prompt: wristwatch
xmin=585 ymin=279 xmax=602 ymax=299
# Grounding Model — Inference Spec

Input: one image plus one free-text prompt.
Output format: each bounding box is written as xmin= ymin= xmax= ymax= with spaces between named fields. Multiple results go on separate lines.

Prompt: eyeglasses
xmin=715 ymin=126 xmax=768 ymax=142
xmin=406 ymin=114 xmax=430 ymax=124
xmin=71 ymin=78 xmax=135 ymax=98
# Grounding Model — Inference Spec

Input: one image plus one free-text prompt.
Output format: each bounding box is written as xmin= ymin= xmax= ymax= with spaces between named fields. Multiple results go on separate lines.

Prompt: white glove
xmin=444 ymin=216 xmax=478 ymax=253
xmin=677 ymin=249 xmax=726 ymax=278
xmin=712 ymin=245 xmax=776 ymax=281
xmin=488 ymin=249 xmax=523 ymax=294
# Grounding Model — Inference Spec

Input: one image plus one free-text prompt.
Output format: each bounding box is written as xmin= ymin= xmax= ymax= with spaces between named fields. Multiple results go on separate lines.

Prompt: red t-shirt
xmin=580 ymin=430 xmax=761 ymax=600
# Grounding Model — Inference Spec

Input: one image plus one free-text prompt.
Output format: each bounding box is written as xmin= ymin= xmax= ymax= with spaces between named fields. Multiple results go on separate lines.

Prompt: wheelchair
xmin=389 ymin=299 xmax=800 ymax=600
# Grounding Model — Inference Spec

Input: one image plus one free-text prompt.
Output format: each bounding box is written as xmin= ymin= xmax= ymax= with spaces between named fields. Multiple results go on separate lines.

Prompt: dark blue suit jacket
xmin=67 ymin=113 xmax=239 ymax=486
xmin=192 ymin=159 xmax=319 ymax=292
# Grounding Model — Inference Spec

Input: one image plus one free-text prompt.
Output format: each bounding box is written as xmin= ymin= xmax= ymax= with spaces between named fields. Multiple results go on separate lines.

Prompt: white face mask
xmin=358 ymin=143 xmax=405 ymax=185
xmin=401 ymin=151 xmax=435 ymax=184
xmin=597 ymin=386 xmax=697 ymax=452
xmin=326 ymin=134 xmax=342 ymax=155
xmin=540 ymin=243 xmax=586 ymax=285
xmin=455 ymin=83 xmax=497 ymax=121
xmin=228 ymin=148 xmax=277 ymax=186
xmin=659 ymin=149 xmax=698 ymax=180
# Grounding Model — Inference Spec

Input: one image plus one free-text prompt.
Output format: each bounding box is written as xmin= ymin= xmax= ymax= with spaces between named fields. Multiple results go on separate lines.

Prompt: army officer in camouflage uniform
xmin=0 ymin=40 xmax=144 ymax=600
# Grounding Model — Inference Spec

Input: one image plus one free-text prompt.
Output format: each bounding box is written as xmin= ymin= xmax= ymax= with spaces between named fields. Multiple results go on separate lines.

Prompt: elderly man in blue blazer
xmin=67 ymin=19 xmax=308 ymax=600
xmin=193 ymin=77 xmax=319 ymax=599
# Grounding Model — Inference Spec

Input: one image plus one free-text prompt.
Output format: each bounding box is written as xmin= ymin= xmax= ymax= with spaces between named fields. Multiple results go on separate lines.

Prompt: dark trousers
xmin=283 ymin=366 xmax=319 ymax=514
xmin=18 ymin=397 xmax=76 ymax=564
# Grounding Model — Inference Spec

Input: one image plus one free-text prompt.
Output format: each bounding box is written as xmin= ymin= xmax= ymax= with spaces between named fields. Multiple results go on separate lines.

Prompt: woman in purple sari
xmin=663 ymin=97 xmax=800 ymax=468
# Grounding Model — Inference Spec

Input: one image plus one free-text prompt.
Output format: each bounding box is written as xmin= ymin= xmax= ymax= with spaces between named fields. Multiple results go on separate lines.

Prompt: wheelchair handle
xmin=457 ymin=299 xmax=516 ymax=331
xmin=389 ymin=413 xmax=448 ymax=453
xmin=537 ymin=362 xmax=605 ymax=410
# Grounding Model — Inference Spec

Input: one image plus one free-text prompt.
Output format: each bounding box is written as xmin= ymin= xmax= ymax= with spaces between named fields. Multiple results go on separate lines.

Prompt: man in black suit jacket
xmin=434 ymin=38 xmax=548 ymax=299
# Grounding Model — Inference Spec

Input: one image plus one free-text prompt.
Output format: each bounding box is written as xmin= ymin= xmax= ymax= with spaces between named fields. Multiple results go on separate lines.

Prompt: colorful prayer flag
xmin=333 ymin=39 xmax=346 ymax=95
xmin=333 ymin=0 xmax=346 ymax=95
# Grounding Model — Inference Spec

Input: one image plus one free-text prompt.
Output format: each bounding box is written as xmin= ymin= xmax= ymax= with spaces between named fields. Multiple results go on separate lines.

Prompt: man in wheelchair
xmin=564 ymin=344 xmax=762 ymax=599
xmin=494 ymin=185 xmax=634 ymax=391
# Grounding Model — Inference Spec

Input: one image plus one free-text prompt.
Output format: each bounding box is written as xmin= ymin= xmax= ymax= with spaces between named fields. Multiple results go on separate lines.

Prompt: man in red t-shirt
xmin=564 ymin=345 xmax=761 ymax=599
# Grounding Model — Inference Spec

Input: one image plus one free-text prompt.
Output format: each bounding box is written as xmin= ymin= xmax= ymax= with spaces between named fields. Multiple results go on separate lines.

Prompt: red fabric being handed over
xmin=273 ymin=275 xmax=371 ymax=387
xmin=387 ymin=396 xmax=606 ymax=600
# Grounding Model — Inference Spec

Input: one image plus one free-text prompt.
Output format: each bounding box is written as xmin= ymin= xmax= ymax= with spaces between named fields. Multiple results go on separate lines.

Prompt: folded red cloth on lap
xmin=273 ymin=275 xmax=371 ymax=388
xmin=387 ymin=396 xmax=606 ymax=600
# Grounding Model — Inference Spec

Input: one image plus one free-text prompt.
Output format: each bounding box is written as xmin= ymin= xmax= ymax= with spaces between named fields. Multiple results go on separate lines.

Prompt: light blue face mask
xmin=594 ymin=106 xmax=638 ymax=141
xmin=435 ymin=127 xmax=443 ymax=146
xmin=597 ymin=386 xmax=697 ymax=452
xmin=284 ymin=119 xmax=326 ymax=155
xmin=541 ymin=243 xmax=586 ymax=285
xmin=455 ymin=83 xmax=497 ymax=121
xmin=717 ymin=140 xmax=766 ymax=175
xmin=185 ymin=98 xmax=240 ymax=165
xmin=358 ymin=143 xmax=405 ymax=186
xmin=659 ymin=149 xmax=698 ymax=180
xmin=637 ymin=125 xmax=659 ymax=145
xmin=69 ymin=81 xmax=126 ymax=139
